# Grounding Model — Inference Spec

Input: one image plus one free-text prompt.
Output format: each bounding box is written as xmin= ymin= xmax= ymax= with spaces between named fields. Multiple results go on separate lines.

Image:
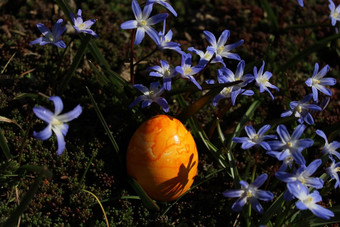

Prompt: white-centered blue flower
xmin=203 ymin=30 xmax=244 ymax=64
xmin=329 ymin=0 xmax=340 ymax=26
xmin=188 ymin=46 xmax=215 ymax=66
xmin=175 ymin=53 xmax=204 ymax=90
xmin=154 ymin=21 xmax=182 ymax=54
xmin=281 ymin=94 xmax=322 ymax=125
xmin=233 ymin=124 xmax=277 ymax=150
xmin=33 ymin=96 xmax=82 ymax=155
xmin=209 ymin=60 xmax=254 ymax=106
xmin=316 ymin=129 xmax=340 ymax=160
xmin=70 ymin=9 xmax=98 ymax=38
xmin=148 ymin=60 xmax=177 ymax=91
xmin=287 ymin=182 xmax=334 ymax=220
xmin=267 ymin=124 xmax=313 ymax=166
xmin=129 ymin=82 xmax=169 ymax=112
xmin=120 ymin=0 xmax=168 ymax=45
xmin=253 ymin=61 xmax=279 ymax=100
xmin=305 ymin=63 xmax=336 ymax=102
xmin=326 ymin=161 xmax=340 ymax=188
xmin=223 ymin=173 xmax=273 ymax=214
xmin=276 ymin=159 xmax=324 ymax=189
xmin=30 ymin=19 xmax=66 ymax=48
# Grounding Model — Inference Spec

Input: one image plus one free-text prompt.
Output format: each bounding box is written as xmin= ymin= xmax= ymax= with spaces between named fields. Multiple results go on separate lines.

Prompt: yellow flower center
xmin=203 ymin=53 xmax=211 ymax=60
xmin=246 ymin=190 xmax=252 ymax=197
xmin=312 ymin=78 xmax=320 ymax=85
xmin=51 ymin=118 xmax=62 ymax=126
xmin=139 ymin=20 xmax=147 ymax=27
xmin=287 ymin=142 xmax=293 ymax=147
xmin=222 ymin=87 xmax=232 ymax=95
xmin=258 ymin=77 xmax=268 ymax=84
xmin=184 ymin=67 xmax=192 ymax=75
xmin=48 ymin=34 xmax=54 ymax=42
xmin=253 ymin=134 xmax=259 ymax=140
xmin=217 ymin=46 xmax=224 ymax=54
xmin=297 ymin=105 xmax=303 ymax=113
xmin=79 ymin=23 xmax=86 ymax=30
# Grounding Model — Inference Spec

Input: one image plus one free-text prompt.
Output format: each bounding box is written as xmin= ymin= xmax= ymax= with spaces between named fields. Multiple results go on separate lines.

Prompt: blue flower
xmin=148 ymin=60 xmax=177 ymax=90
xmin=275 ymin=159 xmax=324 ymax=189
xmin=33 ymin=96 xmax=82 ymax=155
xmin=154 ymin=21 xmax=182 ymax=53
xmin=297 ymin=0 xmax=304 ymax=7
xmin=233 ymin=124 xmax=277 ymax=150
xmin=287 ymin=182 xmax=334 ymax=220
xmin=129 ymin=82 xmax=169 ymax=112
xmin=210 ymin=61 xmax=254 ymax=106
xmin=203 ymin=30 xmax=244 ymax=64
xmin=222 ymin=173 xmax=273 ymax=214
xmin=267 ymin=124 xmax=313 ymax=166
xmin=120 ymin=0 xmax=168 ymax=45
xmin=281 ymin=94 xmax=322 ymax=125
xmin=175 ymin=53 xmax=204 ymax=90
xmin=329 ymin=0 xmax=340 ymax=26
xmin=305 ymin=63 xmax=336 ymax=102
xmin=316 ymin=129 xmax=340 ymax=160
xmin=146 ymin=0 xmax=177 ymax=17
xmin=70 ymin=9 xmax=98 ymax=38
xmin=253 ymin=61 xmax=279 ymax=100
xmin=326 ymin=161 xmax=340 ymax=188
xmin=188 ymin=46 xmax=215 ymax=66
xmin=30 ymin=19 xmax=66 ymax=48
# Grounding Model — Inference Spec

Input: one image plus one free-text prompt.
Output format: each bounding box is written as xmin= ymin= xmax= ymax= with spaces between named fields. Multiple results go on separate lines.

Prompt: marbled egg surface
xmin=126 ymin=115 xmax=198 ymax=201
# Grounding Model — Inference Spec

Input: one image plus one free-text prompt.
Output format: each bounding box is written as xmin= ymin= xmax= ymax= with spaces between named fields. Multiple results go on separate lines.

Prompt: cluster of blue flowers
xmin=30 ymin=9 xmax=98 ymax=48
xmin=29 ymin=9 xmax=99 ymax=154
xmin=225 ymin=65 xmax=337 ymax=219
xmin=118 ymin=0 xmax=340 ymax=220
xmin=121 ymin=0 xmax=281 ymax=112
xmin=29 ymin=0 xmax=340 ymax=222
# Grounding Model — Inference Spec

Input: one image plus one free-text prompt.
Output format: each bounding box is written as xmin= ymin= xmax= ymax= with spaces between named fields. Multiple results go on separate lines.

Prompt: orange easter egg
xmin=126 ymin=115 xmax=198 ymax=202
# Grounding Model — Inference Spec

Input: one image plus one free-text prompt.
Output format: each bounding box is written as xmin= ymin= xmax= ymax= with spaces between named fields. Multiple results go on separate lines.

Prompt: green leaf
xmin=258 ymin=0 xmax=279 ymax=30
xmin=2 ymin=166 xmax=51 ymax=227
xmin=127 ymin=177 xmax=160 ymax=211
xmin=0 ymin=127 xmax=12 ymax=160
xmin=85 ymin=87 xmax=121 ymax=163
xmin=176 ymin=81 xmax=241 ymax=122
xmin=59 ymin=35 xmax=91 ymax=92
xmin=259 ymin=193 xmax=285 ymax=225
xmin=225 ymin=100 xmax=261 ymax=185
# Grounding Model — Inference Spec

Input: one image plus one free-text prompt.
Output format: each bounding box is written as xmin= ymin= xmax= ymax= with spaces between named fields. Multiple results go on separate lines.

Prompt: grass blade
xmin=85 ymin=87 xmax=121 ymax=161
xmin=59 ymin=35 xmax=91 ymax=92
xmin=2 ymin=166 xmax=51 ymax=226
xmin=0 ymin=127 xmax=12 ymax=160
xmin=127 ymin=177 xmax=160 ymax=211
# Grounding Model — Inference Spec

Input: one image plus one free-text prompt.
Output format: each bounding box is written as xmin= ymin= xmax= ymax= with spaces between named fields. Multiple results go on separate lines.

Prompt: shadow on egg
xmin=158 ymin=154 xmax=197 ymax=199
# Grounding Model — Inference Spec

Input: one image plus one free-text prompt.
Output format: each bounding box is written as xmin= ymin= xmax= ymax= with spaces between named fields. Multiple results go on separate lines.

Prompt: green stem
xmin=130 ymin=30 xmax=136 ymax=85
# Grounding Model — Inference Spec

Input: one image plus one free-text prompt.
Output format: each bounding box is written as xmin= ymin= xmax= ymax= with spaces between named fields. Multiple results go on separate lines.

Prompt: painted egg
xmin=126 ymin=115 xmax=198 ymax=202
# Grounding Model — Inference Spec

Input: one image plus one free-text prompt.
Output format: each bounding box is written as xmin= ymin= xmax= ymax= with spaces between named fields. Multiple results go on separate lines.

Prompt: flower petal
xmin=57 ymin=105 xmax=82 ymax=122
xmin=33 ymin=106 xmax=54 ymax=123
xmin=252 ymin=173 xmax=268 ymax=188
xmin=33 ymin=125 xmax=52 ymax=141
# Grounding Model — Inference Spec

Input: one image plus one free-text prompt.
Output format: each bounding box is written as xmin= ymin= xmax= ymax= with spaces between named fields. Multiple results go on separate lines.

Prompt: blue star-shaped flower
xmin=30 ymin=19 xmax=66 ymax=48
xmin=223 ymin=173 xmax=273 ymax=214
xmin=33 ymin=96 xmax=82 ymax=155
xmin=70 ymin=9 xmax=98 ymax=38
xmin=120 ymin=0 xmax=168 ymax=45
